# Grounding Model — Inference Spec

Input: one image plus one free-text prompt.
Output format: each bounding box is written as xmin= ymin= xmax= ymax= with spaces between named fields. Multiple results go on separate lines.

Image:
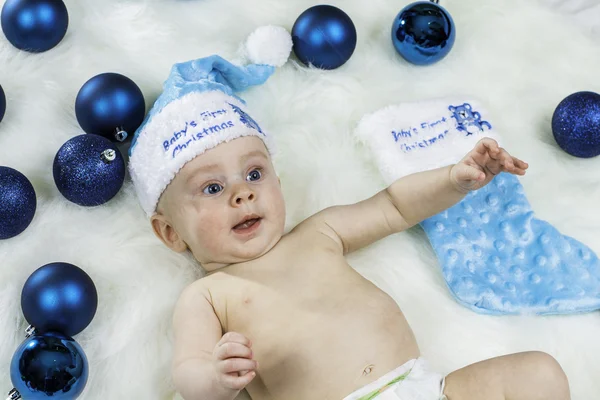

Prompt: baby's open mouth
xmin=233 ymin=218 xmax=261 ymax=230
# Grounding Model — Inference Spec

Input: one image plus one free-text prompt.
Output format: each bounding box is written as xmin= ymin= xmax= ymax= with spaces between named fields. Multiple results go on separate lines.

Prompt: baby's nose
xmin=232 ymin=186 xmax=255 ymax=205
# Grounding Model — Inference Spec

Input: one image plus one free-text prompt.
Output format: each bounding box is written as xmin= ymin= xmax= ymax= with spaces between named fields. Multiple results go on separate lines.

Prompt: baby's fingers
xmin=217 ymin=357 xmax=259 ymax=375
xmin=214 ymin=341 xmax=253 ymax=361
xmin=512 ymin=157 xmax=529 ymax=172
xmin=219 ymin=370 xmax=257 ymax=391
xmin=475 ymin=137 xmax=500 ymax=156
xmin=217 ymin=332 xmax=252 ymax=348
xmin=455 ymin=163 xmax=485 ymax=182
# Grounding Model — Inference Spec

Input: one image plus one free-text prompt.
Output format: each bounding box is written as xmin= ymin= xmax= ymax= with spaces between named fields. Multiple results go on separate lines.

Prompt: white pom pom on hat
xmin=244 ymin=25 xmax=293 ymax=67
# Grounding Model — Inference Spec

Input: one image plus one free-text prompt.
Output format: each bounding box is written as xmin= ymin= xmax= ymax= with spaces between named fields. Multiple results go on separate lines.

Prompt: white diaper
xmin=342 ymin=358 xmax=447 ymax=400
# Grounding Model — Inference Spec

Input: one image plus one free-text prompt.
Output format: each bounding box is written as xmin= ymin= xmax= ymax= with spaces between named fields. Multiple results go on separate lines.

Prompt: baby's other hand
xmin=212 ymin=332 xmax=258 ymax=391
xmin=450 ymin=137 xmax=529 ymax=193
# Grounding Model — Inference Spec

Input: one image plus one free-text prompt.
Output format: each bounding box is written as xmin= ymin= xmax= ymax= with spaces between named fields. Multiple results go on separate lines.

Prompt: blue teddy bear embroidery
xmin=228 ymin=103 xmax=264 ymax=135
xmin=449 ymin=103 xmax=492 ymax=135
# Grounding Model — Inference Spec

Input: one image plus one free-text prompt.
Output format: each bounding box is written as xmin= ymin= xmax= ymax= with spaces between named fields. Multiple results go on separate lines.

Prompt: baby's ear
xmin=150 ymin=214 xmax=188 ymax=253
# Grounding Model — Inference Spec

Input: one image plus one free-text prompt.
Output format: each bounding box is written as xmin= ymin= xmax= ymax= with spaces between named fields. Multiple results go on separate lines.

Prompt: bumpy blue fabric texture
xmin=422 ymin=173 xmax=600 ymax=315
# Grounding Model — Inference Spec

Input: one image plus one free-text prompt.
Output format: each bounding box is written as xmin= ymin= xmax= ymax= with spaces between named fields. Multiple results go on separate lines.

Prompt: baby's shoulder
xmin=287 ymin=213 xmax=343 ymax=251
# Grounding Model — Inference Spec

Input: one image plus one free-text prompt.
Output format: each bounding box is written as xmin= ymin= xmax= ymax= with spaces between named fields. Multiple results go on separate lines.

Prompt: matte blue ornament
xmin=21 ymin=262 xmax=98 ymax=337
xmin=53 ymin=134 xmax=125 ymax=206
xmin=0 ymin=84 xmax=5 ymax=123
xmin=551 ymin=91 xmax=600 ymax=158
xmin=1 ymin=0 xmax=68 ymax=53
xmin=75 ymin=72 xmax=146 ymax=142
xmin=0 ymin=166 xmax=36 ymax=240
xmin=391 ymin=0 xmax=456 ymax=65
xmin=9 ymin=331 xmax=88 ymax=400
xmin=292 ymin=5 xmax=357 ymax=70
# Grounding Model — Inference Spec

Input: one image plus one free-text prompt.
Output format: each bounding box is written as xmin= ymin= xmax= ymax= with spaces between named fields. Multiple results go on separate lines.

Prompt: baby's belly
xmin=231 ymin=273 xmax=420 ymax=400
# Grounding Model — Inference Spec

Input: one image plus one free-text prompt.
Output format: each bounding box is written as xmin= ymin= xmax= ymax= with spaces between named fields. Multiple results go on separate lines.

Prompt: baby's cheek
xmin=192 ymin=208 xmax=231 ymax=252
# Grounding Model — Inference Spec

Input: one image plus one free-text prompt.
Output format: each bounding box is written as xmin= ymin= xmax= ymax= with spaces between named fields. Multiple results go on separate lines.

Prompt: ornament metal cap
xmin=114 ymin=128 xmax=128 ymax=142
xmin=24 ymin=324 xmax=36 ymax=338
xmin=101 ymin=149 xmax=117 ymax=163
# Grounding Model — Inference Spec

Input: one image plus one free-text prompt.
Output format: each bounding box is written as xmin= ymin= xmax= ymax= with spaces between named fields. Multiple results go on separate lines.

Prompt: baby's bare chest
xmin=204 ymin=251 xmax=416 ymax=399
xmin=208 ymin=250 xmax=405 ymax=350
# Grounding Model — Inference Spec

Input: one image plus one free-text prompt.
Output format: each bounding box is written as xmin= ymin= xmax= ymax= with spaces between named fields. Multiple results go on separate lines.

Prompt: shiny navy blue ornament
xmin=0 ymin=166 xmax=36 ymax=240
xmin=9 ymin=331 xmax=88 ymax=400
xmin=551 ymin=91 xmax=600 ymax=158
xmin=391 ymin=0 xmax=456 ymax=65
xmin=53 ymin=134 xmax=125 ymax=206
xmin=1 ymin=0 xmax=68 ymax=53
xmin=21 ymin=262 xmax=98 ymax=337
xmin=75 ymin=72 xmax=146 ymax=142
xmin=0 ymin=84 xmax=5 ymax=123
xmin=292 ymin=5 xmax=357 ymax=70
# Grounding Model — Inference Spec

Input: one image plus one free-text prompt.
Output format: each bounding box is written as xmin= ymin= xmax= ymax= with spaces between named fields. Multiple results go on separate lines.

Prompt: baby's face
xmin=153 ymin=136 xmax=286 ymax=272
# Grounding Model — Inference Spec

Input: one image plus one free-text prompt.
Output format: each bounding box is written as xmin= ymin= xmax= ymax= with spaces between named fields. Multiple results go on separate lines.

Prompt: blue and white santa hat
xmin=129 ymin=26 xmax=293 ymax=217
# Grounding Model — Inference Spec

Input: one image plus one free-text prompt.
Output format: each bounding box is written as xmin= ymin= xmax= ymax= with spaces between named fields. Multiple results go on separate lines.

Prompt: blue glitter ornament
xmin=75 ymin=72 xmax=146 ymax=142
xmin=9 ymin=331 xmax=88 ymax=400
xmin=1 ymin=0 xmax=68 ymax=53
xmin=292 ymin=5 xmax=357 ymax=70
xmin=21 ymin=262 xmax=98 ymax=337
xmin=0 ymin=84 xmax=5 ymax=123
xmin=53 ymin=134 xmax=125 ymax=206
xmin=0 ymin=166 xmax=36 ymax=240
xmin=551 ymin=91 xmax=600 ymax=158
xmin=391 ymin=0 xmax=456 ymax=65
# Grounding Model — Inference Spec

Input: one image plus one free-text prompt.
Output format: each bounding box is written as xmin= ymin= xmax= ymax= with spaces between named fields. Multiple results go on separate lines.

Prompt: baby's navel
xmin=362 ymin=364 xmax=375 ymax=376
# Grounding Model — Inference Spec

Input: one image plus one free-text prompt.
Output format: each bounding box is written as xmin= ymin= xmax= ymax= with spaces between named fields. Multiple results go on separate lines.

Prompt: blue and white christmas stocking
xmin=354 ymin=98 xmax=600 ymax=315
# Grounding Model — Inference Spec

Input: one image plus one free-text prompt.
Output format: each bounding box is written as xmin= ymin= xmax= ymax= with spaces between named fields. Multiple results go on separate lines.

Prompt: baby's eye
xmin=203 ymin=183 xmax=223 ymax=195
xmin=247 ymin=169 xmax=262 ymax=182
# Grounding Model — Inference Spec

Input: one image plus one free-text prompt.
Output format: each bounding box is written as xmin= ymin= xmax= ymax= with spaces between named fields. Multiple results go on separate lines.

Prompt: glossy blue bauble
xmin=392 ymin=1 xmax=456 ymax=65
xmin=10 ymin=331 xmax=88 ymax=400
xmin=0 ymin=84 xmax=6 ymax=122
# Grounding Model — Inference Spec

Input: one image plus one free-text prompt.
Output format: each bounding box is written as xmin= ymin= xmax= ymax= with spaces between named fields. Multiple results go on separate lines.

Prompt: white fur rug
xmin=1 ymin=0 xmax=599 ymax=399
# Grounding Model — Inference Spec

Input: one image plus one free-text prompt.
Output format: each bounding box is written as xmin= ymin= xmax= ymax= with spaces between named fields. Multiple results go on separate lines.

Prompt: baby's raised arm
xmin=172 ymin=283 xmax=257 ymax=400
xmin=308 ymin=138 xmax=527 ymax=255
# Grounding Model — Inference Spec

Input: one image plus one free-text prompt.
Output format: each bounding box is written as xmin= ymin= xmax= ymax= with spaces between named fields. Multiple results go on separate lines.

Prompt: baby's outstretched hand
xmin=212 ymin=332 xmax=258 ymax=391
xmin=450 ymin=137 xmax=529 ymax=193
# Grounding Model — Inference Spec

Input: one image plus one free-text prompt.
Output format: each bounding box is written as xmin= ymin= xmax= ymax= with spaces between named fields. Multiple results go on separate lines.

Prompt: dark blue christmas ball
xmin=53 ymin=134 xmax=125 ymax=206
xmin=10 ymin=331 xmax=88 ymax=400
xmin=552 ymin=91 xmax=600 ymax=158
xmin=0 ymin=84 xmax=6 ymax=122
xmin=391 ymin=1 xmax=456 ymax=65
xmin=292 ymin=5 xmax=357 ymax=70
xmin=21 ymin=262 xmax=98 ymax=337
xmin=1 ymin=0 xmax=69 ymax=53
xmin=0 ymin=166 xmax=36 ymax=240
xmin=75 ymin=72 xmax=146 ymax=142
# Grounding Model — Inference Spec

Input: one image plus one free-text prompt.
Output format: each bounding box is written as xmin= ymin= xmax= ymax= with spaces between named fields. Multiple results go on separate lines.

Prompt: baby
xmin=128 ymin=56 xmax=571 ymax=400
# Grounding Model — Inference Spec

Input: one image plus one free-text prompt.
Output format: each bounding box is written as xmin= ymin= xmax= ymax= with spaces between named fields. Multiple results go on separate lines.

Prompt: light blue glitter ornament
xmin=552 ymin=91 xmax=600 ymax=158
